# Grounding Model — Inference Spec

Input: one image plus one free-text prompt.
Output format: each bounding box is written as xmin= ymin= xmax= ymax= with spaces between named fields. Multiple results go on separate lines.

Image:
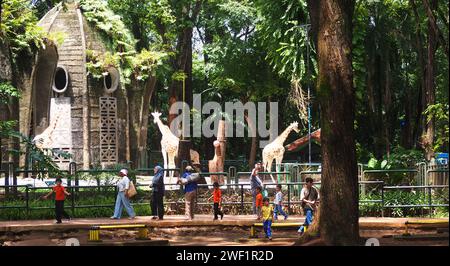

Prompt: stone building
xmin=18 ymin=1 xmax=129 ymax=170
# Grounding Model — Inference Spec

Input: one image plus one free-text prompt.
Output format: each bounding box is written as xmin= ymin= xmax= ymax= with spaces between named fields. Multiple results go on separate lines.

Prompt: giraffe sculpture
xmin=152 ymin=112 xmax=179 ymax=182
xmin=151 ymin=112 xmax=201 ymax=183
xmin=32 ymin=110 xmax=62 ymax=151
xmin=262 ymin=122 xmax=300 ymax=183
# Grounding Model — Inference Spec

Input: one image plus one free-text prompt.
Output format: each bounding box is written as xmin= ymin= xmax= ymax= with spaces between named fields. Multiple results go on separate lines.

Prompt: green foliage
xmin=423 ymin=103 xmax=449 ymax=152
xmin=7 ymin=131 xmax=71 ymax=180
xmin=359 ymin=189 xmax=449 ymax=217
xmin=0 ymin=81 xmax=19 ymax=139
xmin=0 ymin=0 xmax=46 ymax=61
xmin=256 ymin=0 xmax=316 ymax=80
xmin=79 ymin=0 xmax=167 ymax=86
xmin=0 ymin=81 xmax=20 ymax=104
xmin=364 ymin=146 xmax=425 ymax=185
xmin=367 ymin=146 xmax=425 ymax=170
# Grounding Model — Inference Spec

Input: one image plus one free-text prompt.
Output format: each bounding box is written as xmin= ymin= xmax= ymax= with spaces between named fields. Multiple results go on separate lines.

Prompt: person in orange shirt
xmin=43 ymin=177 xmax=71 ymax=224
xmin=211 ymin=182 xmax=224 ymax=220
xmin=255 ymin=186 xmax=263 ymax=220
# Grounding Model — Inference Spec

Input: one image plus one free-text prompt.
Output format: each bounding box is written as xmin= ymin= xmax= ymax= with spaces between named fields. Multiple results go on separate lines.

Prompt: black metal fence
xmin=1 ymin=161 xmax=448 ymax=219
xmin=0 ymin=181 xmax=448 ymax=219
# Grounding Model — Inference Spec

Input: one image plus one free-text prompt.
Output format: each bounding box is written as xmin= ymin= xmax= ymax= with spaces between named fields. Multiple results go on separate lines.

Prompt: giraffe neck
xmin=273 ymin=126 xmax=292 ymax=145
xmin=155 ymin=119 xmax=166 ymax=134
xmin=156 ymin=119 xmax=174 ymax=137
xmin=45 ymin=113 xmax=60 ymax=136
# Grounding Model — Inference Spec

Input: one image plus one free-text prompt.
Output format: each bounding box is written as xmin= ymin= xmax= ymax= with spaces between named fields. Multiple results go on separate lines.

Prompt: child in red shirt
xmin=255 ymin=186 xmax=263 ymax=220
xmin=43 ymin=177 xmax=71 ymax=224
xmin=211 ymin=182 xmax=224 ymax=220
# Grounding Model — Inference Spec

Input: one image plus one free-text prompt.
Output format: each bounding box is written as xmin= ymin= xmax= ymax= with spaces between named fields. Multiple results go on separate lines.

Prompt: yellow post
xmin=250 ymin=226 xmax=256 ymax=238
xmin=88 ymin=226 xmax=101 ymax=242
xmin=88 ymin=229 xmax=101 ymax=242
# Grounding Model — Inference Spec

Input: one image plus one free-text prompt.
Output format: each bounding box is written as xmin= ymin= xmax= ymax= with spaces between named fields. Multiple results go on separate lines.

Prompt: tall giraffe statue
xmin=151 ymin=112 xmax=179 ymax=182
xmin=262 ymin=122 xmax=300 ymax=183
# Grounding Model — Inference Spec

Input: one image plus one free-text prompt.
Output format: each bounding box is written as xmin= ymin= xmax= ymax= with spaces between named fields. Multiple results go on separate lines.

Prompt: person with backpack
xmin=111 ymin=169 xmax=136 ymax=220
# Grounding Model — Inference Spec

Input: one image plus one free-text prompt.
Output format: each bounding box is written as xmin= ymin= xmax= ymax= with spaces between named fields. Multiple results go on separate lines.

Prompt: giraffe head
xmin=290 ymin=121 xmax=300 ymax=133
xmin=151 ymin=112 xmax=162 ymax=124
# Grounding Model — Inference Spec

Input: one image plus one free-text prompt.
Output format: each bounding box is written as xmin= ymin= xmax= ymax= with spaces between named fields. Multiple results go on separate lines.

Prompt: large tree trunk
xmin=422 ymin=0 xmax=438 ymax=160
xmin=127 ymin=76 xmax=157 ymax=168
xmin=410 ymin=0 xmax=427 ymax=149
xmin=168 ymin=1 xmax=202 ymax=168
xmin=315 ymin=0 xmax=360 ymax=245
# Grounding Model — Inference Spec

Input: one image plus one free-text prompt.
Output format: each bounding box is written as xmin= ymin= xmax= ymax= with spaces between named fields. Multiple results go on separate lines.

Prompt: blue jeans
xmin=298 ymin=208 xmax=313 ymax=233
xmin=112 ymin=191 xmax=136 ymax=218
xmin=263 ymin=219 xmax=272 ymax=238
xmin=274 ymin=204 xmax=288 ymax=219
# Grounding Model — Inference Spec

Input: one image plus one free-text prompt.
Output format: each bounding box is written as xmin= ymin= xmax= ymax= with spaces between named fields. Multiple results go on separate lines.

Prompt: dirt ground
xmin=1 ymin=226 xmax=448 ymax=246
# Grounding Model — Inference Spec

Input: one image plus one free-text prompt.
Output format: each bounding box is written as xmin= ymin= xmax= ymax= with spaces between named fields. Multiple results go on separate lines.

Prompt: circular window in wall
xmin=52 ymin=65 xmax=69 ymax=93
xmin=104 ymin=67 xmax=119 ymax=93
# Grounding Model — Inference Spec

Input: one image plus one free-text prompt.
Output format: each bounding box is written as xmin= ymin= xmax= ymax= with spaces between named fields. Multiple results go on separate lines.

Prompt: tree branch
xmin=422 ymin=0 xmax=449 ymax=58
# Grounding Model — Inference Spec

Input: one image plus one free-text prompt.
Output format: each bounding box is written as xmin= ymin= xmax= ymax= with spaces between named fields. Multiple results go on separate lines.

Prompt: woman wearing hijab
xmin=150 ymin=165 xmax=165 ymax=220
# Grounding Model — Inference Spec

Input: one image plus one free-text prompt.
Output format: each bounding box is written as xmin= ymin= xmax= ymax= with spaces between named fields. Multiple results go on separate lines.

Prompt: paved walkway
xmin=0 ymin=216 xmax=447 ymax=232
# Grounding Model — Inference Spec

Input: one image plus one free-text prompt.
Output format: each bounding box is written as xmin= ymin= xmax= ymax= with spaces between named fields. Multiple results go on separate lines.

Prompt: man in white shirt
xmin=111 ymin=169 xmax=136 ymax=219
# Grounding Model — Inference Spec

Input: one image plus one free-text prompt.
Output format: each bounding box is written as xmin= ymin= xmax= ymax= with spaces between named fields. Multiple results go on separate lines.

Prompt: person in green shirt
xmin=261 ymin=197 xmax=274 ymax=240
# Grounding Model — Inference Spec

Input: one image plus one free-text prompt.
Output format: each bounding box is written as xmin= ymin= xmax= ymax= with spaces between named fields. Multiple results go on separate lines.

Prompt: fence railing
xmin=0 ymin=180 xmax=447 ymax=219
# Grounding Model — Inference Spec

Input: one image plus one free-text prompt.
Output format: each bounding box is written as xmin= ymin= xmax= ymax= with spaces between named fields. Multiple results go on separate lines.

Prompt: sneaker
xmin=66 ymin=217 xmax=71 ymax=221
xmin=151 ymin=216 xmax=158 ymax=220
xmin=128 ymin=216 xmax=136 ymax=220
xmin=268 ymin=237 xmax=272 ymax=240
xmin=55 ymin=221 xmax=62 ymax=224
xmin=110 ymin=216 xmax=118 ymax=219
xmin=284 ymin=216 xmax=288 ymax=220
xmin=157 ymin=217 xmax=164 ymax=220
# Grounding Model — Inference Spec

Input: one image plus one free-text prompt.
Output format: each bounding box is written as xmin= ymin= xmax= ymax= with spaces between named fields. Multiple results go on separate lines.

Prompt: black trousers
xmin=213 ymin=203 xmax=223 ymax=219
xmin=55 ymin=200 xmax=70 ymax=222
xmin=151 ymin=191 xmax=164 ymax=219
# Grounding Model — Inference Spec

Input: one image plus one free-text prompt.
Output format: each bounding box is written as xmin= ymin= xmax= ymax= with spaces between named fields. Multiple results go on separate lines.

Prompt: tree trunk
xmin=383 ymin=50 xmax=392 ymax=157
xmin=168 ymin=1 xmax=202 ymax=168
xmin=245 ymin=113 xmax=257 ymax=169
xmin=410 ymin=0 xmax=426 ymax=149
xmin=315 ymin=0 xmax=360 ymax=245
xmin=422 ymin=0 xmax=438 ymax=160
xmin=127 ymin=76 xmax=157 ymax=168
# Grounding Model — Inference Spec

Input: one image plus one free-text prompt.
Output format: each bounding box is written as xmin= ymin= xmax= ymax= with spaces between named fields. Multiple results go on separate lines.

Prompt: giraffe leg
xmin=275 ymin=156 xmax=283 ymax=183
xmin=168 ymin=153 xmax=176 ymax=185
xmin=162 ymin=149 xmax=168 ymax=179
xmin=267 ymin=157 xmax=275 ymax=183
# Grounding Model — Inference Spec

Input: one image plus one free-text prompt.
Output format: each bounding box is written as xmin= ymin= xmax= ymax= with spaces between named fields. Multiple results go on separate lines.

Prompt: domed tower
xmin=27 ymin=0 xmax=129 ymax=170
